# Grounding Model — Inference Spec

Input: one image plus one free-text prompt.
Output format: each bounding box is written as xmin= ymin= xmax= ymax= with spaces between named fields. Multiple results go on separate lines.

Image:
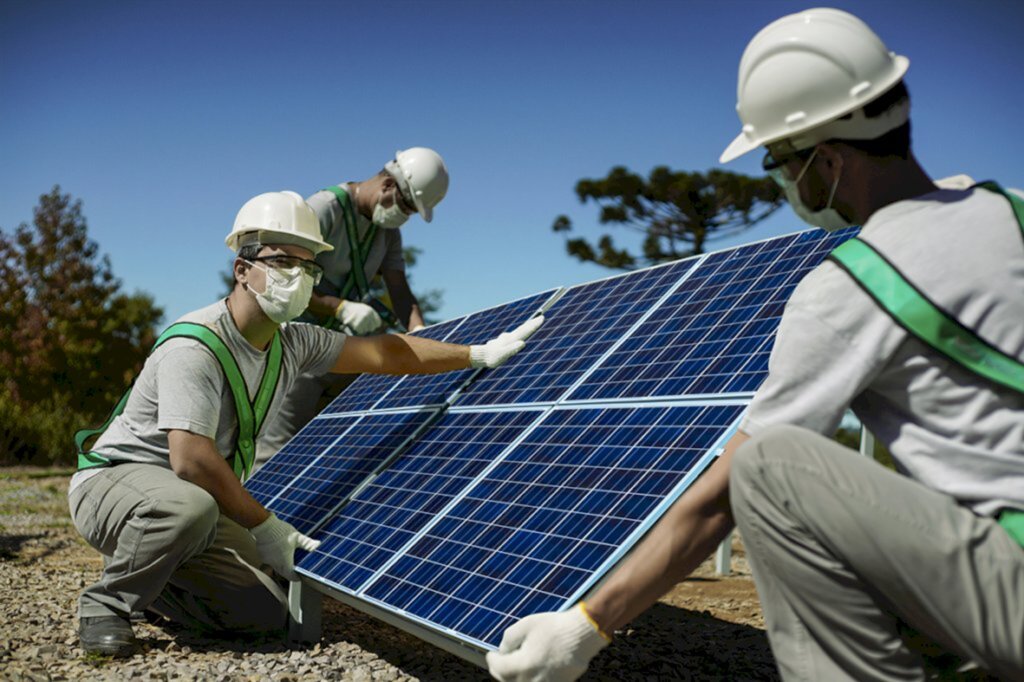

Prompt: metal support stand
xmin=288 ymin=579 xmax=323 ymax=644
xmin=715 ymin=529 xmax=732 ymax=575
xmin=859 ymin=424 xmax=875 ymax=459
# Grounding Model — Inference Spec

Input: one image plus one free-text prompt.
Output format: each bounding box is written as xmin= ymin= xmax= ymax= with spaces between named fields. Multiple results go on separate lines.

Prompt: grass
xmin=0 ymin=468 xmax=76 ymax=480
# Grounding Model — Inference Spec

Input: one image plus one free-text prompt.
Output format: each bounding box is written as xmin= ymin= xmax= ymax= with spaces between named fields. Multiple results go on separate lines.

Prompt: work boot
xmin=79 ymin=614 xmax=137 ymax=657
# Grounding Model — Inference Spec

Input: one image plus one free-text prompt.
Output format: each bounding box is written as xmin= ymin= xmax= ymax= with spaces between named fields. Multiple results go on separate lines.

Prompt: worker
xmin=256 ymin=147 xmax=449 ymax=467
xmin=487 ymin=8 xmax=1023 ymax=681
xmin=69 ymin=190 xmax=542 ymax=657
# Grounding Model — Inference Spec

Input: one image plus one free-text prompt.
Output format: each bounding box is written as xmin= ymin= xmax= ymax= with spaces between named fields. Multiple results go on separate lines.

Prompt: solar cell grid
xmin=247 ymin=411 xmax=433 ymax=534
xmin=568 ymin=229 xmax=855 ymax=401
xmin=453 ymin=260 xmax=696 ymax=407
xmin=320 ymin=317 xmax=466 ymax=415
xmin=298 ymin=409 xmax=542 ymax=593
xmin=360 ymin=403 xmax=745 ymax=647
xmin=371 ymin=291 xmax=556 ymax=410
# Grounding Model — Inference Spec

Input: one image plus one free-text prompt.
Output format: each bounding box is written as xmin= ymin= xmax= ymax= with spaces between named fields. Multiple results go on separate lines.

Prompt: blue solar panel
xmin=246 ymin=411 xmax=434 ymax=534
xmin=261 ymin=228 xmax=850 ymax=659
xmin=320 ymin=318 xmax=466 ymax=415
xmin=298 ymin=410 xmax=542 ymax=592
xmin=358 ymin=403 xmax=744 ymax=647
xmin=568 ymin=229 xmax=856 ymax=401
xmin=371 ymin=291 xmax=556 ymax=410
xmin=451 ymin=260 xmax=696 ymax=407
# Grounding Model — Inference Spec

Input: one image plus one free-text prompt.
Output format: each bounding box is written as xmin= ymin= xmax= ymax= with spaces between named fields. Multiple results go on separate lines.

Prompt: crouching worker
xmin=69 ymin=190 xmax=543 ymax=656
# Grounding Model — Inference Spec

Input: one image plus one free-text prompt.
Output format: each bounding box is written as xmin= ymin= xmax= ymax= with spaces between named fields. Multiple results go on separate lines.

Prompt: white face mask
xmin=372 ymin=189 xmax=411 ymax=229
xmin=248 ymin=261 xmax=314 ymax=324
xmin=772 ymin=148 xmax=853 ymax=233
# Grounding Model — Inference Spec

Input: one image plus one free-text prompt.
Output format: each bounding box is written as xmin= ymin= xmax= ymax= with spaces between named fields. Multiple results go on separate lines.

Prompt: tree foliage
xmin=0 ymin=187 xmax=163 ymax=464
xmin=553 ymin=166 xmax=784 ymax=269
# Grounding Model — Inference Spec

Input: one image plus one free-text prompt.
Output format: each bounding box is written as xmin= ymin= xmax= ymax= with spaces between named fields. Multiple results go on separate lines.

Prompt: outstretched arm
xmin=330 ymin=316 xmax=544 ymax=375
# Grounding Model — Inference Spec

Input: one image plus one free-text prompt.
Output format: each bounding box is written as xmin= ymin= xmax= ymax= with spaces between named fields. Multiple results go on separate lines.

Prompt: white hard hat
xmin=384 ymin=147 xmax=449 ymax=222
xmin=225 ymin=191 xmax=333 ymax=255
xmin=720 ymin=8 xmax=910 ymax=163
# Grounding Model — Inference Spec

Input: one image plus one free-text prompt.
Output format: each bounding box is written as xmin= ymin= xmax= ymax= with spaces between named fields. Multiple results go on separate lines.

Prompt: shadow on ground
xmin=317 ymin=600 xmax=778 ymax=681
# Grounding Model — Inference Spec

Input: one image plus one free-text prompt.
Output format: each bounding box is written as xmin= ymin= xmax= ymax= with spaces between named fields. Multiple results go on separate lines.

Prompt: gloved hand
xmin=249 ymin=513 xmax=321 ymax=581
xmin=469 ymin=316 xmax=544 ymax=369
xmin=408 ymin=324 xmax=426 ymax=334
xmin=486 ymin=603 xmax=611 ymax=682
xmin=335 ymin=299 xmax=382 ymax=335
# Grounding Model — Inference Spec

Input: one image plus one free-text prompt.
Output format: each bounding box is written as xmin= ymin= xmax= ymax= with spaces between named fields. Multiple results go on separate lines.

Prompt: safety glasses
xmin=248 ymin=255 xmax=324 ymax=285
xmin=763 ymin=147 xmax=817 ymax=186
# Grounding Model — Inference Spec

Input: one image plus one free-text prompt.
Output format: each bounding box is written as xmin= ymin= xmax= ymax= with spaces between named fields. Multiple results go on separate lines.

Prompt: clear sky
xmin=2 ymin=0 xmax=1022 ymax=325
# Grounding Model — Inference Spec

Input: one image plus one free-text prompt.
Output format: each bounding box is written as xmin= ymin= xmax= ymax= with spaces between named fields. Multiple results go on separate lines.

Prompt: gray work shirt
xmin=69 ymin=299 xmax=345 ymax=492
xmin=299 ymin=183 xmax=406 ymax=325
xmin=743 ymin=185 xmax=1024 ymax=516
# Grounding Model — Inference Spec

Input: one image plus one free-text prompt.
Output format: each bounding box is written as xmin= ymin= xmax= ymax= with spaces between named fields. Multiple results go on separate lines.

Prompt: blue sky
xmin=3 ymin=0 xmax=1022 ymax=325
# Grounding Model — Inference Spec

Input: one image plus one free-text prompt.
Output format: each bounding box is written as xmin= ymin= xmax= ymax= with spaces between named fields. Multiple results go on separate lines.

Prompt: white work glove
xmin=335 ymin=300 xmax=382 ymax=335
xmin=486 ymin=604 xmax=611 ymax=682
xmin=469 ymin=315 xmax=545 ymax=369
xmin=249 ymin=513 xmax=321 ymax=581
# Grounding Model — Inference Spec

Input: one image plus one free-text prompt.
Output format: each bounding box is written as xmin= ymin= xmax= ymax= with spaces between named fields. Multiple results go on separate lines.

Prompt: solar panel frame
xmin=274 ymin=227 xmax=857 ymax=664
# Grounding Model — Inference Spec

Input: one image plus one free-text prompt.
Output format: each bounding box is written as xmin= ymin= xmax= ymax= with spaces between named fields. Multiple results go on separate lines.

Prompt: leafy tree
xmin=553 ymin=166 xmax=784 ymax=269
xmin=0 ymin=186 xmax=163 ymax=464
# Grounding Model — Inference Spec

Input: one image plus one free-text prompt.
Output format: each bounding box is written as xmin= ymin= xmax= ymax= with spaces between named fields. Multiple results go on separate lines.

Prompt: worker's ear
xmin=233 ymin=258 xmax=251 ymax=290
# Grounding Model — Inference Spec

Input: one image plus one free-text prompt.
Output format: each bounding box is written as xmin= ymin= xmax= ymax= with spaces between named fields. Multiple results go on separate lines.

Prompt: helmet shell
xmin=225 ymin=191 xmax=333 ymax=255
xmin=721 ymin=8 xmax=909 ymax=163
xmin=385 ymin=147 xmax=449 ymax=222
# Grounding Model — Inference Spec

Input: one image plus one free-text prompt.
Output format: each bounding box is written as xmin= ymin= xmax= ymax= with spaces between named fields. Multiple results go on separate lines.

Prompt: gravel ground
xmin=0 ymin=469 xmax=777 ymax=681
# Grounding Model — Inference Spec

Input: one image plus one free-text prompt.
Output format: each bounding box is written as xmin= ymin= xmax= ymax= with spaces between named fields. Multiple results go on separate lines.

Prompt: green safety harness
xmin=74 ymin=322 xmax=283 ymax=481
xmin=827 ymin=181 xmax=1024 ymax=545
xmin=321 ymin=186 xmax=398 ymax=330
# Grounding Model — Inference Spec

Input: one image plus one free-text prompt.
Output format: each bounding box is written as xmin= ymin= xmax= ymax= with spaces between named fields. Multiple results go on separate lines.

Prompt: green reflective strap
xmin=75 ymin=388 xmax=132 ymax=469
xmin=999 ymin=509 xmax=1024 ymax=547
xmin=322 ymin=186 xmax=374 ymax=300
xmin=829 ymin=239 xmax=1024 ymax=394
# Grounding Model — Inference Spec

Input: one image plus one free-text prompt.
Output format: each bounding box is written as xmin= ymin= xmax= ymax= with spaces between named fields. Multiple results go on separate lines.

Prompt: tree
xmin=0 ymin=186 xmax=163 ymax=464
xmin=553 ymin=166 xmax=784 ymax=269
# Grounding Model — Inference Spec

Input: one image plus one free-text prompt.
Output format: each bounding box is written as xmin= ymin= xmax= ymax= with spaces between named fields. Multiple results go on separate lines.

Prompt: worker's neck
xmin=226 ymin=290 xmax=279 ymax=350
xmin=351 ymin=180 xmax=376 ymax=219
xmin=847 ymin=154 xmax=936 ymax=225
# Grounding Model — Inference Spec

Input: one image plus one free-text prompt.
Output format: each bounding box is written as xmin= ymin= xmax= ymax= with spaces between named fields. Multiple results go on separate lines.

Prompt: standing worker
xmin=257 ymin=147 xmax=450 ymax=466
xmin=487 ymin=8 xmax=1024 ymax=681
xmin=70 ymin=190 xmax=541 ymax=657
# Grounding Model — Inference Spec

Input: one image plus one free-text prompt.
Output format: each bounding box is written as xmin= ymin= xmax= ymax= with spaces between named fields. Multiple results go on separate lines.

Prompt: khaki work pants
xmin=69 ymin=463 xmax=287 ymax=633
xmin=731 ymin=424 xmax=1024 ymax=681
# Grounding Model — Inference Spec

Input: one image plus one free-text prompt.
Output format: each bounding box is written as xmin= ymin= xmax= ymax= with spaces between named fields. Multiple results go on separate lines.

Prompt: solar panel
xmin=450 ymin=259 xmax=698 ymax=407
xmin=297 ymin=409 xmax=543 ymax=592
xmin=355 ymin=403 xmax=744 ymax=648
xmin=245 ymin=228 xmax=850 ymax=663
xmin=246 ymin=411 xmax=436 ymax=534
xmin=319 ymin=317 xmax=467 ymax=415
xmin=363 ymin=290 xmax=556 ymax=412
xmin=567 ymin=228 xmax=856 ymax=401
